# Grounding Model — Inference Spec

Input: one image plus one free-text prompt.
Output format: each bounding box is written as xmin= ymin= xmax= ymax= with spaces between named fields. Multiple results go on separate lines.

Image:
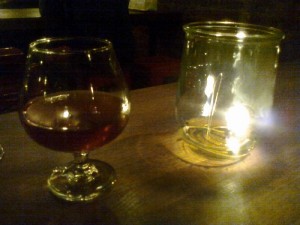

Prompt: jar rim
xmin=183 ymin=21 xmax=285 ymax=42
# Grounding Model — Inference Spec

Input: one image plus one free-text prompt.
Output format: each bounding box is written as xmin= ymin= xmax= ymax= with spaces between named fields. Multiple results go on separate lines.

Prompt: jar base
xmin=166 ymin=130 xmax=253 ymax=167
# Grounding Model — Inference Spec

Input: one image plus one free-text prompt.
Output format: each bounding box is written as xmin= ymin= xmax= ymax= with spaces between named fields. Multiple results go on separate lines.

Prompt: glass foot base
xmin=47 ymin=160 xmax=116 ymax=202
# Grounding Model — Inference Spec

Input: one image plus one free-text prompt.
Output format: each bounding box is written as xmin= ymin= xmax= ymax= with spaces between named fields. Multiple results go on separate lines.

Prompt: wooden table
xmin=0 ymin=62 xmax=299 ymax=224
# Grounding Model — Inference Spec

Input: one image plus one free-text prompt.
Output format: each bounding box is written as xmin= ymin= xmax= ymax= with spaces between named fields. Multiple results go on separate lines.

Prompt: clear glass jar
xmin=176 ymin=21 xmax=284 ymax=166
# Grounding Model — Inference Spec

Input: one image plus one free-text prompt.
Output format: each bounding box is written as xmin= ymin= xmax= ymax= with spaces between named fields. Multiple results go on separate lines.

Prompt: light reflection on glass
xmin=44 ymin=77 xmax=48 ymax=86
xmin=90 ymin=84 xmax=95 ymax=100
xmin=0 ymin=145 xmax=4 ymax=160
xmin=202 ymin=75 xmax=215 ymax=117
xmin=122 ymin=97 xmax=130 ymax=115
xmin=233 ymin=44 xmax=243 ymax=67
xmin=61 ymin=107 xmax=71 ymax=131
xmin=226 ymin=137 xmax=241 ymax=155
xmin=87 ymin=53 xmax=92 ymax=62
xmin=45 ymin=94 xmax=70 ymax=103
xmin=62 ymin=107 xmax=70 ymax=119
xmin=236 ymin=31 xmax=246 ymax=39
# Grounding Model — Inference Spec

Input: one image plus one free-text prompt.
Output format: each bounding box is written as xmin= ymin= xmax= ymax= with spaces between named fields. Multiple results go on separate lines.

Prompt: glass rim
xmin=29 ymin=37 xmax=113 ymax=54
xmin=183 ymin=21 xmax=285 ymax=42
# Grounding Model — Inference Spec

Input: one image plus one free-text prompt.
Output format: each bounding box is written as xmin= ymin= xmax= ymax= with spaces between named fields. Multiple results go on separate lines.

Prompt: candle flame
xmin=225 ymin=104 xmax=251 ymax=154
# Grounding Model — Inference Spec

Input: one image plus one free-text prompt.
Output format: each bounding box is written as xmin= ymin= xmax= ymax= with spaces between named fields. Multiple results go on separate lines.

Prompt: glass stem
xmin=73 ymin=152 xmax=89 ymax=164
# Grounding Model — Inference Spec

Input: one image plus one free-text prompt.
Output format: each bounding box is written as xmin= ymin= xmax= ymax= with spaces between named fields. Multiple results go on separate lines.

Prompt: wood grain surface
xmin=0 ymin=62 xmax=299 ymax=224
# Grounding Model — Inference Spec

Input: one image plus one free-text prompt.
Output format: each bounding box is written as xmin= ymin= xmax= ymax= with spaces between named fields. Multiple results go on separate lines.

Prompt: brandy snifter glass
xmin=19 ymin=37 xmax=130 ymax=202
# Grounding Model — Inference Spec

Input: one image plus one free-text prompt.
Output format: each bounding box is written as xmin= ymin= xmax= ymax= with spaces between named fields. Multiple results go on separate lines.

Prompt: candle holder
xmin=175 ymin=21 xmax=284 ymax=167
